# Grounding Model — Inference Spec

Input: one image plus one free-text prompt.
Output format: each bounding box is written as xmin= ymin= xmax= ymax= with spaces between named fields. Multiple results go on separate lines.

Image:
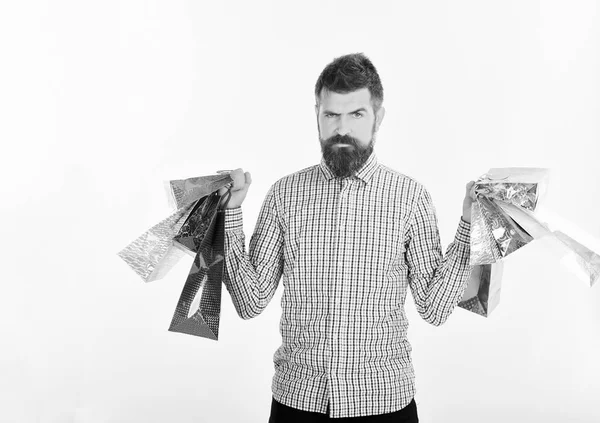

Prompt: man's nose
xmin=336 ymin=117 xmax=351 ymax=136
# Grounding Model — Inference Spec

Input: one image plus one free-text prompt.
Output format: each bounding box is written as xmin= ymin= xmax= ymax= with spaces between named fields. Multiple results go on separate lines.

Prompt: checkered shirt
xmin=223 ymin=152 xmax=472 ymax=418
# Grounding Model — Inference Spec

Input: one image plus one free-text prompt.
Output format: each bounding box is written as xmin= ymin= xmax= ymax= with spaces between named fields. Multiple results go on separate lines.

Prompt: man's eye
xmin=325 ymin=113 xmax=335 ymax=118
xmin=353 ymin=112 xmax=363 ymax=118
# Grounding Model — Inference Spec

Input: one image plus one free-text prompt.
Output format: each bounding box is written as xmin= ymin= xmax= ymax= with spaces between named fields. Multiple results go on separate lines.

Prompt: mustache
xmin=323 ymin=134 xmax=361 ymax=148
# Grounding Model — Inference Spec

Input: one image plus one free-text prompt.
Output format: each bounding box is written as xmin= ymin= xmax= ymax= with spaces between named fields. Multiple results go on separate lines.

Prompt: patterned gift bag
xmin=168 ymin=190 xmax=230 ymax=340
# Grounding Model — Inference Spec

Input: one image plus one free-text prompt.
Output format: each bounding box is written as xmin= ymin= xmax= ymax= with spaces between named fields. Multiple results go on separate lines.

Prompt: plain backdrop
xmin=1 ymin=1 xmax=599 ymax=422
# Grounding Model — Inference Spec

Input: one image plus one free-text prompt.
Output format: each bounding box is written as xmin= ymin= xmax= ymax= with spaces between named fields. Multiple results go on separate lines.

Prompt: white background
xmin=1 ymin=1 xmax=599 ymax=422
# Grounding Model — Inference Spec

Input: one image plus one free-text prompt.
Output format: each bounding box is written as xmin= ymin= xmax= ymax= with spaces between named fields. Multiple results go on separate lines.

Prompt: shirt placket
xmin=327 ymin=177 xmax=352 ymax=417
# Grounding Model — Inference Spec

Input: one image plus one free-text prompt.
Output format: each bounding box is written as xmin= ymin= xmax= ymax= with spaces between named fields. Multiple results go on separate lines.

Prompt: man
xmin=219 ymin=53 xmax=475 ymax=422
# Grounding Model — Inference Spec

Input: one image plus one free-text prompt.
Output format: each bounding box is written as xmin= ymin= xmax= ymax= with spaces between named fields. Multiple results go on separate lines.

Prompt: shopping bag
xmin=168 ymin=190 xmax=230 ymax=340
xmin=470 ymin=167 xmax=549 ymax=266
xmin=118 ymin=173 xmax=232 ymax=282
xmin=458 ymin=262 xmax=504 ymax=317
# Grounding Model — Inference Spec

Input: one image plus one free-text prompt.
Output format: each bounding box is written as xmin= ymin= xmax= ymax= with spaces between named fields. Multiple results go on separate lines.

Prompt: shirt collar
xmin=318 ymin=151 xmax=379 ymax=185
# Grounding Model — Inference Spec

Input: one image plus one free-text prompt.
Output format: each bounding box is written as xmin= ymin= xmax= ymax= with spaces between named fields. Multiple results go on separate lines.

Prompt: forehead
xmin=318 ymin=88 xmax=373 ymax=112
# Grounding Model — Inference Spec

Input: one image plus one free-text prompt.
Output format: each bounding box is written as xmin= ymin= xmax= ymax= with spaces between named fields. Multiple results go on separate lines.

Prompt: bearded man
xmin=219 ymin=53 xmax=475 ymax=422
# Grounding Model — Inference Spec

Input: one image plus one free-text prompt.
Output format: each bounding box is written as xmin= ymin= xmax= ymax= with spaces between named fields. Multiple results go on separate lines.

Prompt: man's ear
xmin=375 ymin=106 xmax=386 ymax=132
xmin=314 ymin=103 xmax=319 ymax=116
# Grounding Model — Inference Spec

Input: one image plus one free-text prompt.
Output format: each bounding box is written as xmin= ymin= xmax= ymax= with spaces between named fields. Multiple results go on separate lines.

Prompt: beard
xmin=320 ymin=134 xmax=375 ymax=179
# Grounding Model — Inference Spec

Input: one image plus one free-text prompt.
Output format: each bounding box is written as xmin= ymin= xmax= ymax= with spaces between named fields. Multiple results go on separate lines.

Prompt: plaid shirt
xmin=223 ymin=152 xmax=472 ymax=418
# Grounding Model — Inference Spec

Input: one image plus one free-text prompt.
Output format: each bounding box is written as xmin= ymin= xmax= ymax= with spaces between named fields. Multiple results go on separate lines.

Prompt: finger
xmin=230 ymin=168 xmax=245 ymax=190
xmin=467 ymin=181 xmax=477 ymax=200
xmin=244 ymin=171 xmax=252 ymax=186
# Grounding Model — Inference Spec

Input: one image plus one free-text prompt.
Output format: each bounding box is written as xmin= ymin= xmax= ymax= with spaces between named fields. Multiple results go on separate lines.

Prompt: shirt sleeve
xmin=405 ymin=186 xmax=472 ymax=326
xmin=222 ymin=185 xmax=284 ymax=319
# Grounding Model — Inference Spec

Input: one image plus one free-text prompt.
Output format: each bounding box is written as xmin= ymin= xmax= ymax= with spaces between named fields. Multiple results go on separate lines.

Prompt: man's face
xmin=316 ymin=88 xmax=385 ymax=178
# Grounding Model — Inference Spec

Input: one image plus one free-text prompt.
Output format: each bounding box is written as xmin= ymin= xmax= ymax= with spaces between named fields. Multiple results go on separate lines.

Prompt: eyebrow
xmin=322 ymin=107 xmax=368 ymax=115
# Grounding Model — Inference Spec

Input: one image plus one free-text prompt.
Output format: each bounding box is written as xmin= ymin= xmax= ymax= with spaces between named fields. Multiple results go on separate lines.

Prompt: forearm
xmin=223 ymin=204 xmax=283 ymax=319
xmin=411 ymin=218 xmax=473 ymax=326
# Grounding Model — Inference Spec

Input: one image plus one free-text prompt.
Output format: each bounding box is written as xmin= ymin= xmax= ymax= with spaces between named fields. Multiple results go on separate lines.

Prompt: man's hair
xmin=314 ymin=53 xmax=384 ymax=112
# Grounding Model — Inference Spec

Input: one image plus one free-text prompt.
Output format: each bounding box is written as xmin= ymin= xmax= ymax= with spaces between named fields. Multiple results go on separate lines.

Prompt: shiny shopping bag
xmin=469 ymin=168 xmax=550 ymax=266
xmin=172 ymin=193 xmax=221 ymax=255
xmin=461 ymin=167 xmax=597 ymax=318
xmin=117 ymin=204 xmax=196 ymax=282
xmin=461 ymin=167 xmax=548 ymax=317
xmin=118 ymin=172 xmax=233 ymax=340
xmin=118 ymin=173 xmax=232 ymax=282
xmin=458 ymin=262 xmax=504 ymax=317
xmin=166 ymin=173 xmax=233 ymax=210
xmin=168 ymin=190 xmax=230 ymax=340
xmin=553 ymin=231 xmax=600 ymax=287
xmin=495 ymin=203 xmax=599 ymax=287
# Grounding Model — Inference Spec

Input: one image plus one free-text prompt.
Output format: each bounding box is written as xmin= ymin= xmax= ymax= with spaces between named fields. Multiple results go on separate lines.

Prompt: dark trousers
xmin=268 ymin=397 xmax=419 ymax=422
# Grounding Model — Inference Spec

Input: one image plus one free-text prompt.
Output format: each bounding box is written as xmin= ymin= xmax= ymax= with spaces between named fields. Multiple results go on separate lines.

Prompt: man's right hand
xmin=218 ymin=168 xmax=252 ymax=209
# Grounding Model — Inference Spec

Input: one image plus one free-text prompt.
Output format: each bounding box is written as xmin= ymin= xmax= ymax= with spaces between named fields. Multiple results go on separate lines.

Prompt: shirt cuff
xmin=224 ymin=207 xmax=243 ymax=232
xmin=455 ymin=217 xmax=471 ymax=246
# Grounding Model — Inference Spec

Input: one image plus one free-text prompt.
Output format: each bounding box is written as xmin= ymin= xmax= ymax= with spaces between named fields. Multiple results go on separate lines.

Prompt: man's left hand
xmin=462 ymin=181 xmax=476 ymax=223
